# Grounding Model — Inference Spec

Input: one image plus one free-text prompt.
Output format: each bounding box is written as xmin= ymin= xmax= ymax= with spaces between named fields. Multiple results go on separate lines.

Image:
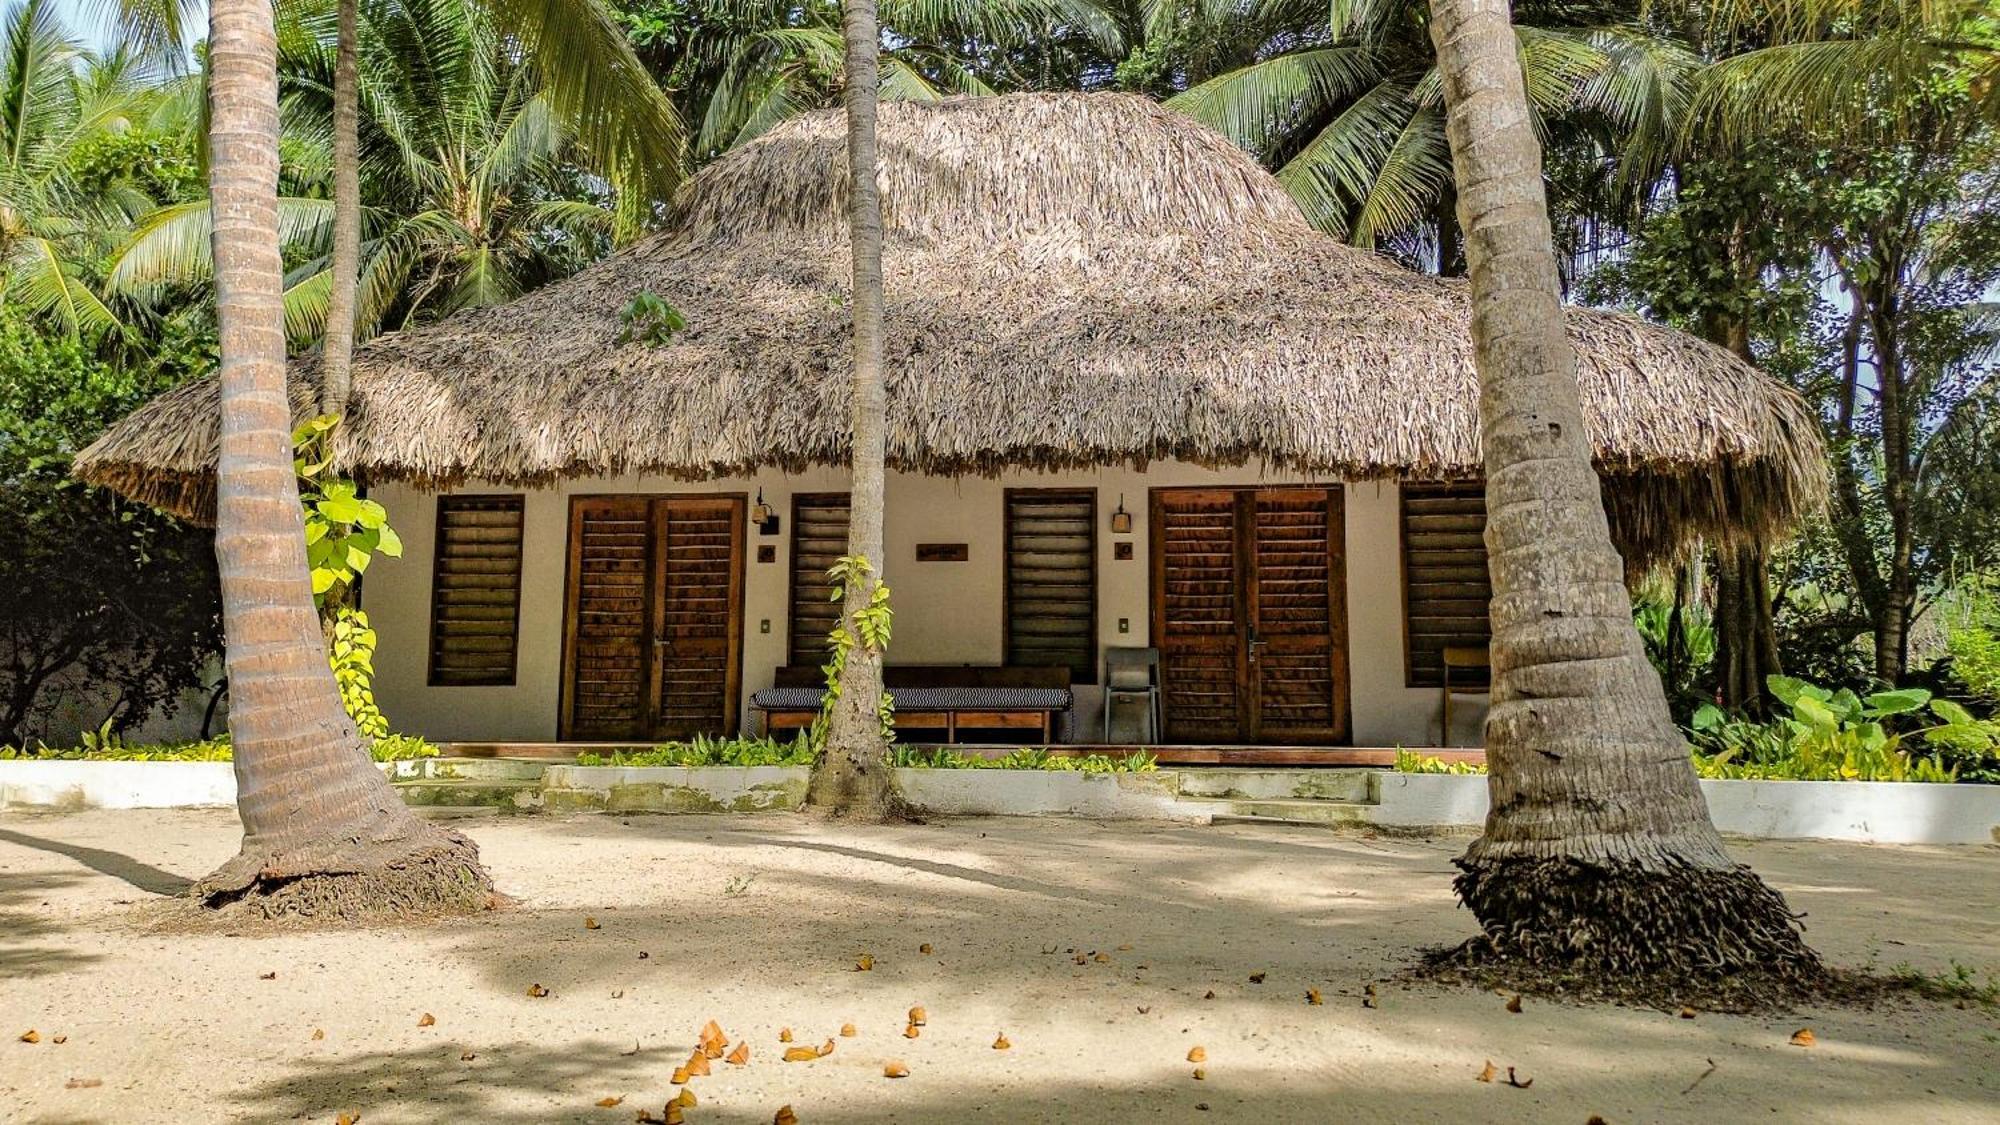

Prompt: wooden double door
xmin=1150 ymin=488 xmax=1350 ymax=744
xmin=561 ymin=495 xmax=745 ymax=740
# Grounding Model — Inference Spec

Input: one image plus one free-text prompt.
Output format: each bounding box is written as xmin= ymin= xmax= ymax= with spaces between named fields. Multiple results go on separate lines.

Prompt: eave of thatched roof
xmin=76 ymin=93 xmax=1826 ymax=565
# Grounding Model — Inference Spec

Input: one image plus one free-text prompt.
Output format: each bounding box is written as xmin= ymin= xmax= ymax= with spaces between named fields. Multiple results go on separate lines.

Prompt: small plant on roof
xmin=618 ymin=290 xmax=687 ymax=345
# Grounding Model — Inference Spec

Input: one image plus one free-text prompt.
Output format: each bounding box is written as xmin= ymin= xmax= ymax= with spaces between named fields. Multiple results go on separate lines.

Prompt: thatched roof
xmin=77 ymin=92 xmax=1824 ymax=564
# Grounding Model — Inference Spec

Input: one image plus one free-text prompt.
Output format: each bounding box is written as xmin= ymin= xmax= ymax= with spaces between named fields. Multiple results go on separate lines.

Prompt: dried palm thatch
xmin=76 ymin=93 xmax=1823 ymax=565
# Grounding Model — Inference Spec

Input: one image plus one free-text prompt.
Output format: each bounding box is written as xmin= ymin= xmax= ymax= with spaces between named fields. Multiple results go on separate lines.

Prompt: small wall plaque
xmin=1113 ymin=542 xmax=1134 ymax=561
xmin=756 ymin=545 xmax=777 ymax=563
xmin=916 ymin=542 xmax=969 ymax=562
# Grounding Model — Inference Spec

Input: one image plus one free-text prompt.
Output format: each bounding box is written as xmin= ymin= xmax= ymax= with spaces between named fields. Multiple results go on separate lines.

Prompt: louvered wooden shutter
xmin=1004 ymin=489 xmax=1096 ymax=683
xmin=427 ymin=495 xmax=524 ymax=686
xmin=788 ymin=494 xmax=851 ymax=666
xmin=1401 ymin=483 xmax=1491 ymax=688
xmin=564 ymin=497 xmax=651 ymax=737
xmin=1249 ymin=489 xmax=1345 ymax=741
xmin=652 ymin=497 xmax=743 ymax=738
xmin=1152 ymin=490 xmax=1242 ymax=740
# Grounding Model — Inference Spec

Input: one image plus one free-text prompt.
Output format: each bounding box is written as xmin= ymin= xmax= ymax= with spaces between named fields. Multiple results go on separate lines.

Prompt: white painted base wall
xmin=0 ymin=761 xmax=238 ymax=810
xmin=1370 ymin=772 xmax=2000 ymax=846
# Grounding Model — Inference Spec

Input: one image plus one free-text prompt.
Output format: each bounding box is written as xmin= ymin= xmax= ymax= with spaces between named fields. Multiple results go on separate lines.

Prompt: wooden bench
xmin=751 ymin=665 xmax=1074 ymax=743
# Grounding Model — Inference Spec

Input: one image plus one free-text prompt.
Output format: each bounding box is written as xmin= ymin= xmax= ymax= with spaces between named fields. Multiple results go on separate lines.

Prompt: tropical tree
xmin=805 ymin=0 xmax=902 ymax=819
xmin=195 ymin=0 xmax=491 ymax=919
xmin=107 ymin=0 xmax=684 ymax=347
xmin=1424 ymin=0 xmax=1818 ymax=982
xmin=623 ymin=0 xmax=1121 ymax=160
xmin=0 ymin=1 xmax=180 ymax=337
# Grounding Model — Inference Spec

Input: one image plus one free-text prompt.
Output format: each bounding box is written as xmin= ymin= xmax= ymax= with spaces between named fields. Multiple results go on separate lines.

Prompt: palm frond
xmin=1168 ymin=47 xmax=1386 ymax=157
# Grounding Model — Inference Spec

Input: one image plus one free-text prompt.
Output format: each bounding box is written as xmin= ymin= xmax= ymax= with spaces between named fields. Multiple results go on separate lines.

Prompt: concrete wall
xmin=361 ymin=464 xmax=1488 ymax=746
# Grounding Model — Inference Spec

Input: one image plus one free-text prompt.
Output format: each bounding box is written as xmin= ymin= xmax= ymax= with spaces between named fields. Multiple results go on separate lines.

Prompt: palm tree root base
xmin=804 ymin=749 xmax=916 ymax=824
xmin=1426 ymin=855 xmax=1827 ymax=1011
xmin=189 ymin=835 xmax=495 ymax=927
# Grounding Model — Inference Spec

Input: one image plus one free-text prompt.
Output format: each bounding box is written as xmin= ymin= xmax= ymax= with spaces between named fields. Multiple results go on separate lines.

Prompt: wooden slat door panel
xmin=788 ymin=494 xmax=851 ymax=666
xmin=1152 ymin=490 xmax=1244 ymax=741
xmin=651 ymin=496 xmax=745 ymax=739
xmin=1151 ymin=487 xmax=1350 ymax=745
xmin=1248 ymin=489 xmax=1348 ymax=744
xmin=563 ymin=497 xmax=652 ymax=738
xmin=1005 ymin=489 xmax=1097 ymax=683
xmin=562 ymin=495 xmax=744 ymax=741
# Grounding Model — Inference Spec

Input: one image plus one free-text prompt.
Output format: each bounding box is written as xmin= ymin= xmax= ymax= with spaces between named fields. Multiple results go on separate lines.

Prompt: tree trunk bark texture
xmin=1427 ymin=0 xmax=1817 ymax=980
xmin=806 ymin=0 xmax=903 ymax=821
xmin=1713 ymin=543 xmax=1781 ymax=716
xmin=200 ymin=0 xmax=491 ymax=921
xmin=318 ymin=0 xmax=361 ymax=418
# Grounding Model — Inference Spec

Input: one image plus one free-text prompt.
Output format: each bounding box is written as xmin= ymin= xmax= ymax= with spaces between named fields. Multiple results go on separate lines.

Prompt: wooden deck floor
xmin=444 ymin=741 xmax=1487 ymax=767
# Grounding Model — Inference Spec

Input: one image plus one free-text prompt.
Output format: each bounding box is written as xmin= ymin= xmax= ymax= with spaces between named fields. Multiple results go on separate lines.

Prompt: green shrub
xmin=575 ymin=733 xmax=817 ymax=768
xmin=2 ymin=730 xmax=440 ymax=762
xmin=1393 ymin=748 xmax=1485 ymax=775
xmin=885 ymin=746 xmax=1158 ymax=773
xmin=1687 ymin=675 xmax=1997 ymax=782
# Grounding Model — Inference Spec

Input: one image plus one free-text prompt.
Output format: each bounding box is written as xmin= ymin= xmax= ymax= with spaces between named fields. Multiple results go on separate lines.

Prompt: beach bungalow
xmin=76 ymin=93 xmax=1823 ymax=757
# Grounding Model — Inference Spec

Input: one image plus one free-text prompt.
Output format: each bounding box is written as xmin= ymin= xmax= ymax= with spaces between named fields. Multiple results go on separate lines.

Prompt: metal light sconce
xmin=1109 ymin=495 xmax=1133 ymax=535
xmin=751 ymin=488 xmax=779 ymax=535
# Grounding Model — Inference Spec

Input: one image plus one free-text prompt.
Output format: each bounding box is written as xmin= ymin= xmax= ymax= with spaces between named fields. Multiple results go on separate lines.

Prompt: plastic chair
xmin=1102 ymin=647 xmax=1162 ymax=744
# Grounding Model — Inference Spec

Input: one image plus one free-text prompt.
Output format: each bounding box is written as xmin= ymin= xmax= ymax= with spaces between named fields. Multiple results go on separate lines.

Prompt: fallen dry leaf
xmin=1202 ymin=990 xmax=1216 ymax=1000
xmin=686 ymin=1051 xmax=712 ymax=1077
xmin=884 ymin=1060 xmax=910 ymax=1079
xmin=778 ymin=1027 xmax=794 ymax=1043
xmin=460 ymin=1051 xmax=477 ymax=1062
xmin=1116 ymin=944 xmax=1134 ymax=951
xmin=908 ymin=1006 xmax=927 ymax=1027
xmin=526 ymin=983 xmax=550 ymax=998
xmin=816 ymin=1038 xmax=836 ymax=1057
xmin=418 ymin=1013 xmax=436 ymax=1028
xmin=1505 ymin=995 xmax=1523 ymax=1014
xmin=726 ymin=1042 xmax=750 ymax=1066
xmin=1093 ymin=952 xmax=1110 ymax=964
xmin=610 ymin=990 xmax=624 ymax=1000
xmin=337 ymin=1115 xmax=360 ymax=1125
xmin=670 ymin=1066 xmax=690 ymax=1085
xmin=1679 ymin=1007 xmax=1698 ymax=1020
xmin=665 ymin=1104 xmax=685 ymax=1125
xmin=1186 ymin=1046 xmax=1207 ymax=1063
xmin=1306 ymin=989 xmax=1323 ymax=1006
xmin=855 ymin=954 xmax=875 ymax=972
xmin=19 ymin=1030 xmax=39 ymax=1044
xmin=1588 ymin=1117 xmax=1608 ymax=1125
xmin=676 ymin=1089 xmax=697 ymax=1108
xmin=313 ymin=1029 xmax=327 ymax=1041
xmin=51 ymin=1035 xmax=66 ymax=1045
xmin=992 ymin=1033 xmax=1011 ymax=1050
xmin=1072 ymin=953 xmax=1088 ymax=965
xmin=597 ymin=1096 xmax=624 ymax=1108
xmin=1192 ymin=1067 xmax=1206 ymax=1081
xmin=1248 ymin=972 xmax=1266 ymax=984
xmin=774 ymin=1107 xmax=799 ymax=1125
xmin=699 ymin=1020 xmax=727 ymax=1054
xmin=1789 ymin=1028 xmax=1816 ymax=1047
xmin=781 ymin=1046 xmax=819 ymax=1063
xmin=64 ymin=1078 xmax=102 ymax=1089
xmin=1476 ymin=1060 xmax=1497 ymax=1083
xmin=919 ymin=943 xmax=934 ymax=955
xmin=903 ymin=1024 xmax=920 ymax=1040
xmin=1362 ymin=984 xmax=1379 ymax=1009
xmin=840 ymin=1023 xmax=857 ymax=1037
xmin=585 ymin=917 xmax=601 ymax=930
xmin=1137 ymin=1006 xmax=1152 ymax=1014
xmin=1505 ymin=1066 xmax=1533 ymax=1089
xmin=259 ymin=971 xmax=277 ymax=980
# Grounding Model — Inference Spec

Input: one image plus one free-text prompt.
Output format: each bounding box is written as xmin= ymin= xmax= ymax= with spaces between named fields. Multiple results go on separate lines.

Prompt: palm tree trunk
xmin=199 ymin=0 xmax=491 ymax=920
xmin=1427 ymin=0 xmax=1816 ymax=979
xmin=318 ymin=0 xmax=361 ymax=418
xmin=805 ymin=0 xmax=902 ymax=819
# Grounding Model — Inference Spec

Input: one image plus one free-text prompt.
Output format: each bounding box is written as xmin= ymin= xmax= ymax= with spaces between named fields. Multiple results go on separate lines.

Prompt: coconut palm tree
xmin=804 ymin=0 xmax=902 ymax=820
xmin=198 ymin=0 xmax=491 ymax=918
xmin=1160 ymin=0 xmax=1697 ymax=267
xmin=1423 ymin=0 xmax=1818 ymax=980
xmin=107 ymin=0 xmax=656 ymax=345
xmin=672 ymin=0 xmax=1122 ymax=158
xmin=0 ymin=1 xmax=168 ymax=337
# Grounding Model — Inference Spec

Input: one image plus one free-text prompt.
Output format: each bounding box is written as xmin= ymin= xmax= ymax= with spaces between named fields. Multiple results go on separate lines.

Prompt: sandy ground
xmin=1 ymin=810 xmax=1996 ymax=1125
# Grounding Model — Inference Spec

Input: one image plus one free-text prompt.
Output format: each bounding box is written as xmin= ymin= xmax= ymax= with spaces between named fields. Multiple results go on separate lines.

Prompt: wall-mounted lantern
xmin=751 ymin=488 xmax=780 ymax=535
xmin=1109 ymin=494 xmax=1133 ymax=535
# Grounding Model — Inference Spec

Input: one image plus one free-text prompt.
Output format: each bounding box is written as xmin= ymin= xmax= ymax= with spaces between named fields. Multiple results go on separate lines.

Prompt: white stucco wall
xmin=360 ymin=464 xmax=1486 ymax=746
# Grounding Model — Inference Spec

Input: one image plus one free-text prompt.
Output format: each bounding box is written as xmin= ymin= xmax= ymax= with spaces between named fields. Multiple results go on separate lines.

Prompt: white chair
xmin=1102 ymin=647 xmax=1161 ymax=744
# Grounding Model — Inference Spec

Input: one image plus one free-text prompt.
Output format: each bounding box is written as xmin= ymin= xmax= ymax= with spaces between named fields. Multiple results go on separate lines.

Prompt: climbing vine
xmin=812 ymin=554 xmax=895 ymax=746
xmin=295 ymin=415 xmax=402 ymax=738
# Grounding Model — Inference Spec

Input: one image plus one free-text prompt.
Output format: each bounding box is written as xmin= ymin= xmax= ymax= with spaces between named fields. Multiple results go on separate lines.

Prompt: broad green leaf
xmin=1863 ymin=687 xmax=1930 ymax=716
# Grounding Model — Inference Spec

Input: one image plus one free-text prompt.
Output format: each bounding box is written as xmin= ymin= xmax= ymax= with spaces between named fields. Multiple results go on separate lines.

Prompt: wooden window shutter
xmin=788 ymin=493 xmax=851 ymax=666
xmin=1400 ymin=483 xmax=1490 ymax=688
xmin=1005 ymin=489 xmax=1097 ymax=683
xmin=428 ymin=495 xmax=525 ymax=686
